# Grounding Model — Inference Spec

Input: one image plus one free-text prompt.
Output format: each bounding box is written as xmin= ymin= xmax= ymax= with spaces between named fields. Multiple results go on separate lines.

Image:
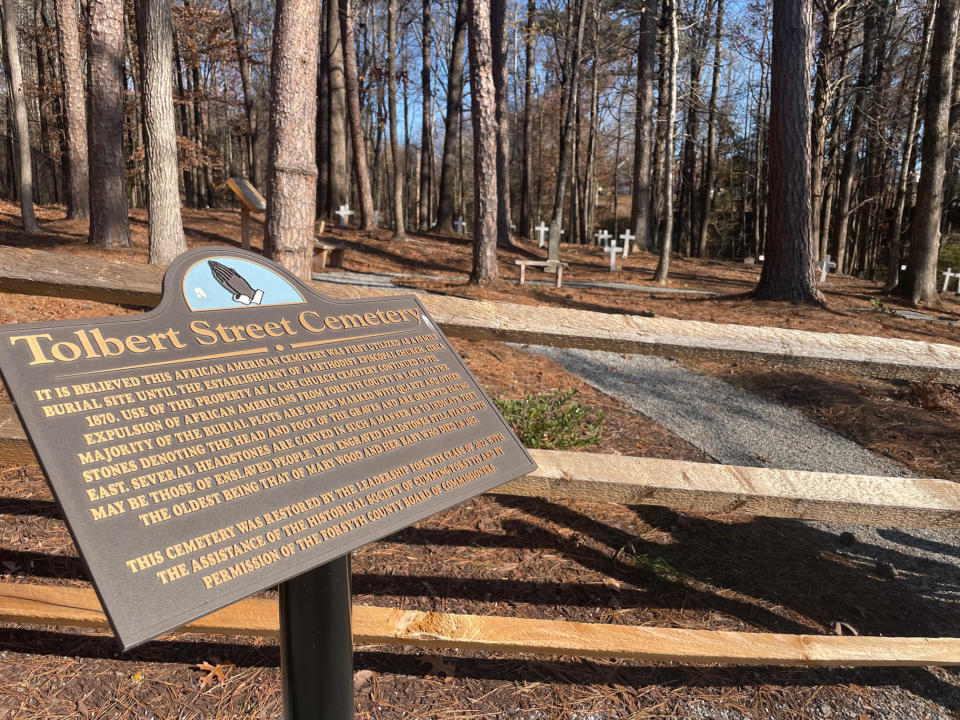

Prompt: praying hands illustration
xmin=208 ymin=260 xmax=264 ymax=305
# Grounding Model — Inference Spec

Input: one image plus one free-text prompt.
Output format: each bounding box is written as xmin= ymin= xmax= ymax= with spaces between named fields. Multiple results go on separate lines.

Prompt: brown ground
xmin=0 ymin=202 xmax=959 ymax=719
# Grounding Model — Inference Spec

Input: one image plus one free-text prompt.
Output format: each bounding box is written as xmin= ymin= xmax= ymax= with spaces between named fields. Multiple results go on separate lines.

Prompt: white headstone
xmin=596 ymin=229 xmax=612 ymax=248
xmin=335 ymin=204 xmax=354 ymax=227
xmin=818 ymin=253 xmax=838 ymax=283
xmin=454 ymin=217 xmax=467 ymax=234
xmin=901 ymin=264 xmax=908 ymax=271
xmin=942 ymin=267 xmax=958 ymax=293
xmin=619 ymin=229 xmax=635 ymax=258
xmin=604 ymin=244 xmax=623 ymax=272
xmin=758 ymin=254 xmax=765 ymax=263
xmin=535 ymin=222 xmax=549 ymax=248
xmin=373 ymin=211 xmax=383 ymax=227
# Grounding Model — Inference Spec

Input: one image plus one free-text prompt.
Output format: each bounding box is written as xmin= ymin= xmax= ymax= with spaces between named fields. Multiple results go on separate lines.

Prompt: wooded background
xmin=0 ymin=0 xmax=958 ymax=302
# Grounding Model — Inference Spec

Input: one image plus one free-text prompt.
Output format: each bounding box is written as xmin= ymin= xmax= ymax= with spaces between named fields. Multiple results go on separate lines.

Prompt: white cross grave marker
xmin=454 ymin=217 xmax=467 ymax=234
xmin=604 ymin=243 xmax=623 ymax=272
xmin=335 ymin=204 xmax=354 ymax=227
xmin=535 ymin=222 xmax=549 ymax=248
xmin=942 ymin=268 xmax=958 ymax=293
xmin=818 ymin=253 xmax=837 ymax=283
xmin=596 ymin=229 xmax=612 ymax=248
xmin=619 ymin=229 xmax=635 ymax=258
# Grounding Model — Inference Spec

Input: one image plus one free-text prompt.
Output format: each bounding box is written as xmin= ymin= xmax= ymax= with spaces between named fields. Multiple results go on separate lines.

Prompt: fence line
xmin=1 ymin=583 xmax=958 ymax=667
xmin=3 ymin=246 xmax=960 ymax=382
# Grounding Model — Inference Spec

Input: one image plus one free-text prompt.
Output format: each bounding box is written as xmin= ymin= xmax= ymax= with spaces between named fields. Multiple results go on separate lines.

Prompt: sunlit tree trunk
xmin=436 ymin=0 xmax=467 ymax=233
xmin=387 ymin=0 xmax=405 ymax=239
xmin=55 ymin=0 xmax=89 ymax=218
xmin=696 ymin=0 xmax=723 ymax=258
xmin=754 ymin=0 xmax=822 ymax=302
xmin=518 ymin=0 xmax=535 ymax=238
xmin=2 ymin=0 xmax=37 ymax=231
xmin=630 ymin=0 xmax=656 ymax=252
xmin=339 ymin=0 xmax=375 ymax=231
xmin=901 ymin=0 xmax=960 ymax=305
xmin=467 ymin=0 xmax=498 ymax=281
xmin=87 ymin=0 xmax=131 ymax=246
xmin=136 ymin=0 xmax=186 ymax=264
xmin=418 ymin=0 xmax=433 ymax=230
xmin=326 ymin=0 xmax=348 ymax=215
xmin=653 ymin=0 xmax=678 ymax=282
xmin=264 ymin=0 xmax=321 ymax=279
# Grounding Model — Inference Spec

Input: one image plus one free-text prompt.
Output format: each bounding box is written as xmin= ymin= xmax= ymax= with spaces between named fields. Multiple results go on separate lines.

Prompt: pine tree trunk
xmin=491 ymin=0 xmax=512 ymax=246
xmin=467 ymin=0 xmax=498 ymax=281
xmin=418 ymin=0 xmax=432 ymax=230
xmin=57 ymin=0 xmax=89 ymax=217
xmin=227 ymin=0 xmax=258 ymax=186
xmin=809 ymin=1 xmax=837 ymax=263
xmin=696 ymin=0 xmax=722 ymax=258
xmin=653 ymin=0 xmax=678 ymax=282
xmin=676 ymin=0 xmax=706 ymax=257
xmin=316 ymin=6 xmax=329 ymax=218
xmin=87 ymin=0 xmax=131 ymax=246
xmin=2 ymin=0 xmax=36 ymax=231
xmin=546 ymin=0 xmax=588 ymax=264
xmin=264 ymin=0 xmax=320 ymax=279
xmin=582 ymin=0 xmax=599 ymax=241
xmin=754 ymin=0 xmax=822 ymax=302
xmin=136 ymin=0 xmax=185 ymax=264
xmin=387 ymin=0 xmax=405 ymax=239
xmin=518 ymin=0 xmax=535 ymax=238
xmin=436 ymin=0 xmax=467 ymax=233
xmin=901 ymin=0 xmax=960 ymax=305
xmin=630 ymin=0 xmax=656 ymax=252
xmin=339 ymin=0 xmax=375 ymax=231
xmin=326 ymin=0 xmax=348 ymax=215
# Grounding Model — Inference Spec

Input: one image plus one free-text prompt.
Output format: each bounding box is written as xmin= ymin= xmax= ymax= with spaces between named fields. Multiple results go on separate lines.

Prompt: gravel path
xmin=524 ymin=346 xmax=902 ymax=476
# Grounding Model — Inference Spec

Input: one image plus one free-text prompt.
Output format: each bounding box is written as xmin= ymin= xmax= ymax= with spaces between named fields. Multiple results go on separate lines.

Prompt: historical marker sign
xmin=0 ymin=248 xmax=536 ymax=649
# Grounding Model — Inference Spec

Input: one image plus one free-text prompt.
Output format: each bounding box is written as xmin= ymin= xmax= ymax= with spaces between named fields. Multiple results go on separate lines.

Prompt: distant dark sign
xmin=0 ymin=249 xmax=536 ymax=649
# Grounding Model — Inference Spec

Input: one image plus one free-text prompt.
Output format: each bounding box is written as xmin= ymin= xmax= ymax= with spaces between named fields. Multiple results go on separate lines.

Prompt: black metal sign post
xmin=280 ymin=555 xmax=353 ymax=719
xmin=0 ymin=248 xmax=537 ymax=717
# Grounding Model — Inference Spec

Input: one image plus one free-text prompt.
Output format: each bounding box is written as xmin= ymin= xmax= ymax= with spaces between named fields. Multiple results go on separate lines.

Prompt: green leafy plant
xmin=869 ymin=297 xmax=893 ymax=314
xmin=492 ymin=388 xmax=604 ymax=450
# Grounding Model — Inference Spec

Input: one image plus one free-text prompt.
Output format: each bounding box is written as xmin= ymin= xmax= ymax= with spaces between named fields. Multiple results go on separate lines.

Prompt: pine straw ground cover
xmin=0 ymin=204 xmax=958 ymax=717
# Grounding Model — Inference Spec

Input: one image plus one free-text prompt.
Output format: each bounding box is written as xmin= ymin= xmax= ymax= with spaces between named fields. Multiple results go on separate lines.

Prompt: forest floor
xmin=0 ymin=202 xmax=959 ymax=719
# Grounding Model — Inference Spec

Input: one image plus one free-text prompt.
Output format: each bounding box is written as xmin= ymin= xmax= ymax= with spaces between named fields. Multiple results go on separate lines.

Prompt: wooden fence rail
xmin=3 ymin=246 xmax=960 ymax=382
xmin=1 ymin=583 xmax=958 ymax=667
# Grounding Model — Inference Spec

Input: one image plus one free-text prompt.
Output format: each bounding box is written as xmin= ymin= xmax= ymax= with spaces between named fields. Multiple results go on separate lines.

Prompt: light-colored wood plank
xmin=0 ymin=583 xmax=957 ymax=666
xmin=2 ymin=408 xmax=958 ymax=527
xmin=514 ymin=450 xmax=960 ymax=529
xmin=1 ymin=246 xmax=959 ymax=381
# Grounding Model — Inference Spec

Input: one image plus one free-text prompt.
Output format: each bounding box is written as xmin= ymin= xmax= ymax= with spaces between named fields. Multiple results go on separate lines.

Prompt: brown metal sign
xmin=0 ymin=248 xmax=536 ymax=649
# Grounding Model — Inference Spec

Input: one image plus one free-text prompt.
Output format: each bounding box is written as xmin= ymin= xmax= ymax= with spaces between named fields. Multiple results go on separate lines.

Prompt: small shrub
xmin=492 ymin=388 xmax=604 ymax=450
xmin=869 ymin=297 xmax=893 ymax=314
